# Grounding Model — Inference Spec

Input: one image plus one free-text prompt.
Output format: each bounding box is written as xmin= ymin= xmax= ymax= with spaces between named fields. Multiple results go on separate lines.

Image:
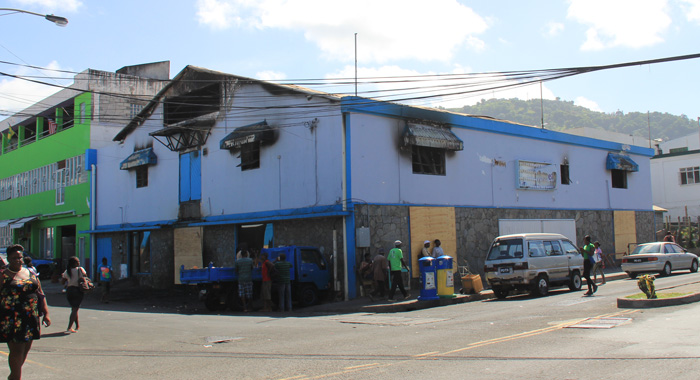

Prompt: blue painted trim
xmin=345 ymin=208 xmax=357 ymax=299
xmin=191 ymin=210 xmax=351 ymax=227
xmin=351 ymin=202 xmax=654 ymax=213
xmin=340 ymin=97 xmax=655 ymax=157
xmin=202 ymin=204 xmax=347 ymax=223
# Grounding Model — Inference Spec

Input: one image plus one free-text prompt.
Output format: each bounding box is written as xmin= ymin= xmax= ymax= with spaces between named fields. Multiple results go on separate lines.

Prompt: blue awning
xmin=606 ymin=152 xmax=638 ymax=172
xmin=403 ymin=123 xmax=463 ymax=151
xmin=120 ymin=147 xmax=157 ymax=170
xmin=220 ymin=120 xmax=276 ymax=150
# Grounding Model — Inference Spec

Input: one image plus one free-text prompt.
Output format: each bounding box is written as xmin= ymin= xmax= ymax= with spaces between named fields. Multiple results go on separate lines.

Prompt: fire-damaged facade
xmin=89 ymin=64 xmax=654 ymax=300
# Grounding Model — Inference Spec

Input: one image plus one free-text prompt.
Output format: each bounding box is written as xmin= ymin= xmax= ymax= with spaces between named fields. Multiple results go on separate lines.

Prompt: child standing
xmin=98 ymin=258 xmax=113 ymax=303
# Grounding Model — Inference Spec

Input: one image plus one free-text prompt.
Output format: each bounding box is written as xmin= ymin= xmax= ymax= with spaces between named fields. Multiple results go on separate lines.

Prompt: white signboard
xmin=517 ymin=160 xmax=557 ymax=190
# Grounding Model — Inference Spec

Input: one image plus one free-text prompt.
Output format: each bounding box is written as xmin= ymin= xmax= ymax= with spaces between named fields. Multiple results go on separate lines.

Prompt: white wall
xmin=651 ymin=152 xmax=700 ymax=221
xmin=349 ymin=113 xmax=653 ymax=211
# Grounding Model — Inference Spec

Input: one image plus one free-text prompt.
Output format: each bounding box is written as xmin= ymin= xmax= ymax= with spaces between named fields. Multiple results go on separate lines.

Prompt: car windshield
xmin=487 ymin=238 xmax=524 ymax=260
xmin=630 ymin=243 xmax=664 ymax=255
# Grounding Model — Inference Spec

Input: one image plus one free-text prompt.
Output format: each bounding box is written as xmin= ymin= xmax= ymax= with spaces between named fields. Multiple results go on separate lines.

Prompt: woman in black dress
xmin=62 ymin=256 xmax=85 ymax=333
xmin=0 ymin=244 xmax=51 ymax=380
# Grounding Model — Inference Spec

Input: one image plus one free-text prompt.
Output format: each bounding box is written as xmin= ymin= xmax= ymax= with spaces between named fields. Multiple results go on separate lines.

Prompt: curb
xmin=357 ymin=291 xmax=495 ymax=313
xmin=617 ymin=292 xmax=700 ymax=308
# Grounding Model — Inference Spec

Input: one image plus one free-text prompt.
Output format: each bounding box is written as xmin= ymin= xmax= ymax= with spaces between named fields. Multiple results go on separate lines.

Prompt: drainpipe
xmin=90 ymin=164 xmax=96 ymax=277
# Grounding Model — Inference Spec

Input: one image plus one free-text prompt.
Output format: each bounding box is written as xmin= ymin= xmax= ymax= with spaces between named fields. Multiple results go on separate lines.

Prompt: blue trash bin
xmin=418 ymin=257 xmax=439 ymax=301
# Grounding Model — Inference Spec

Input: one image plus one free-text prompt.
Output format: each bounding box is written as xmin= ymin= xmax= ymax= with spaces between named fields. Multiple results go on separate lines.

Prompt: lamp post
xmin=0 ymin=8 xmax=68 ymax=26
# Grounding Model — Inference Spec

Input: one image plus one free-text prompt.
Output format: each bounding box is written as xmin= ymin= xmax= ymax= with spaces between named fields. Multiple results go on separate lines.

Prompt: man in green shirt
xmin=581 ymin=235 xmax=598 ymax=296
xmin=274 ymin=253 xmax=293 ymax=311
xmin=387 ymin=240 xmax=409 ymax=301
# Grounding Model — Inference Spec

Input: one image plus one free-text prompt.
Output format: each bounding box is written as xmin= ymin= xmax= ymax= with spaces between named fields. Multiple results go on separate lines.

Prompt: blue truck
xmin=180 ymin=246 xmax=330 ymax=311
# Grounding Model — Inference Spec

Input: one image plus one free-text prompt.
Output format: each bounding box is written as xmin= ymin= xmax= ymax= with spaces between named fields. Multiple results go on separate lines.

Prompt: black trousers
xmin=583 ymin=259 xmax=594 ymax=291
xmin=389 ymin=270 xmax=407 ymax=299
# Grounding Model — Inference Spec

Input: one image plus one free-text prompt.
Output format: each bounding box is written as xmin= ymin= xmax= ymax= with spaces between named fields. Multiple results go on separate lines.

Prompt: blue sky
xmin=1 ymin=0 xmax=699 ymax=125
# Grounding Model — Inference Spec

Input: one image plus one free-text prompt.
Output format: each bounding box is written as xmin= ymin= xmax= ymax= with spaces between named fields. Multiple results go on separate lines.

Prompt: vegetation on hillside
xmin=446 ymin=98 xmax=698 ymax=141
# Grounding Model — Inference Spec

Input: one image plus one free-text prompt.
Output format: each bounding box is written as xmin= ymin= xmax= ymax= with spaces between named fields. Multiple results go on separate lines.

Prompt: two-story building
xmin=91 ymin=65 xmax=654 ymax=299
xmin=651 ymin=131 xmax=700 ymax=223
xmin=0 ymin=62 xmax=169 ymax=275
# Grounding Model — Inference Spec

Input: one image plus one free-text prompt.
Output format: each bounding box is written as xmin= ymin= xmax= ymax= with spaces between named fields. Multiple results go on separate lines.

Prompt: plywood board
xmin=614 ymin=210 xmax=637 ymax=254
xmin=174 ymin=227 xmax=203 ymax=284
xmin=409 ymin=207 xmax=457 ymax=278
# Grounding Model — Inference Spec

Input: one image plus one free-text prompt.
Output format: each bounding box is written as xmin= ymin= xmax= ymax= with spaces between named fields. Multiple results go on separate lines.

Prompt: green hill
xmin=447 ymin=98 xmax=698 ymax=141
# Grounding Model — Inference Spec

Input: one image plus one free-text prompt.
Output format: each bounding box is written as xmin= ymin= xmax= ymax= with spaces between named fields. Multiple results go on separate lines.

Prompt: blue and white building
xmin=89 ymin=65 xmax=655 ymax=298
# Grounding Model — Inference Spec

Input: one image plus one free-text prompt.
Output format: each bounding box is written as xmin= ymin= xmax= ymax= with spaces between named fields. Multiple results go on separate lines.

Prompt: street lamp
xmin=0 ymin=8 xmax=68 ymax=26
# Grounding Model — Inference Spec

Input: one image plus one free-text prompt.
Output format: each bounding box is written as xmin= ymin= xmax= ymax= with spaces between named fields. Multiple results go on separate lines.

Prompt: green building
xmin=0 ymin=62 xmax=169 ymax=276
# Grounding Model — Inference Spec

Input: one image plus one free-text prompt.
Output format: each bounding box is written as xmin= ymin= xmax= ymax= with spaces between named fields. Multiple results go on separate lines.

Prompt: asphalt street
xmin=4 ymin=272 xmax=700 ymax=379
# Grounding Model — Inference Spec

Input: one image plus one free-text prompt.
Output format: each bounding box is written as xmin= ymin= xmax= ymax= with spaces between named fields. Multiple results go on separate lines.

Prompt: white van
xmin=483 ymin=233 xmax=584 ymax=299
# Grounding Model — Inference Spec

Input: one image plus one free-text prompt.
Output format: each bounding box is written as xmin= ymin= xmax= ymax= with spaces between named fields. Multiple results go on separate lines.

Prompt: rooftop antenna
xmin=540 ymin=81 xmax=545 ymax=129
xmin=354 ymin=33 xmax=358 ymax=96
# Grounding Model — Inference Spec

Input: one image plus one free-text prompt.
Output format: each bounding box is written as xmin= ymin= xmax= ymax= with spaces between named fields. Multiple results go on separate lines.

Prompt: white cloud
xmin=567 ymin=0 xmax=671 ymax=50
xmin=323 ymin=64 xmax=556 ymax=110
xmin=574 ymin=96 xmax=602 ymax=112
xmin=195 ymin=0 xmax=489 ymax=63
xmin=11 ymin=0 xmax=82 ymax=13
xmin=544 ymin=22 xmax=565 ymax=37
xmin=680 ymin=0 xmax=700 ymax=22
xmin=196 ymin=0 xmax=239 ymax=30
xmin=0 ymin=61 xmax=72 ymax=118
xmin=256 ymin=70 xmax=287 ymax=81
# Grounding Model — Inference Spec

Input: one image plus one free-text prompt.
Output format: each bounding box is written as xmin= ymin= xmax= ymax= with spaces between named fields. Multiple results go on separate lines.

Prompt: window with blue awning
xmin=606 ymin=152 xmax=638 ymax=172
xmin=120 ymin=147 xmax=158 ymax=170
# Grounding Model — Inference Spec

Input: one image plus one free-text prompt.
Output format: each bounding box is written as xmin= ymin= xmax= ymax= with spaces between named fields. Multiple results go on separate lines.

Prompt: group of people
xmin=234 ymin=244 xmax=293 ymax=312
xmin=419 ymin=239 xmax=444 ymax=259
xmin=581 ymin=235 xmax=607 ymax=296
xmin=359 ymin=240 xmax=412 ymax=302
xmin=0 ymin=244 xmax=112 ymax=379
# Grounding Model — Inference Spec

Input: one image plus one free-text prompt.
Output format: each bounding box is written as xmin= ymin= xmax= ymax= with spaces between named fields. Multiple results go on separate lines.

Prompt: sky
xmin=1 ymin=0 xmax=700 ymax=125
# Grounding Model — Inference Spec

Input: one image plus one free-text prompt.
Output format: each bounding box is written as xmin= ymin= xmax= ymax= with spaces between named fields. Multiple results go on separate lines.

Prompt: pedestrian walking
xmin=61 ymin=256 xmax=87 ymax=333
xmin=234 ymin=249 xmax=254 ymax=312
xmin=1 ymin=244 xmax=51 ymax=380
xmin=581 ymin=235 xmax=598 ymax=296
xmin=98 ymin=257 xmax=113 ymax=303
xmin=592 ymin=241 xmax=606 ymax=285
xmin=274 ymin=253 xmax=293 ymax=311
xmin=387 ymin=240 xmax=410 ymax=301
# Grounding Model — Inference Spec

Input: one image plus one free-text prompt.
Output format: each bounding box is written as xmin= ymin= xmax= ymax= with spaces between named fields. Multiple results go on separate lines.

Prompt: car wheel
xmin=660 ymin=262 xmax=672 ymax=277
xmin=690 ymin=260 xmax=699 ymax=273
xmin=627 ymin=272 xmax=637 ymax=279
xmin=568 ymin=271 xmax=582 ymax=291
xmin=492 ymin=286 xmax=509 ymax=299
xmin=530 ymin=275 xmax=549 ymax=297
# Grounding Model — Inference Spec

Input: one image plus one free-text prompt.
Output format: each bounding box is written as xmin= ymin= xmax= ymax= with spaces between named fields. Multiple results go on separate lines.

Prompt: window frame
xmin=135 ymin=166 xmax=149 ymax=188
xmin=411 ymin=145 xmax=446 ymax=176
xmin=611 ymin=169 xmax=628 ymax=189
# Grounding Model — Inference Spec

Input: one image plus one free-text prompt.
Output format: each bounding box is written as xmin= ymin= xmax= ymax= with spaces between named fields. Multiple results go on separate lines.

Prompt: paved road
xmin=5 ymin=272 xmax=700 ymax=379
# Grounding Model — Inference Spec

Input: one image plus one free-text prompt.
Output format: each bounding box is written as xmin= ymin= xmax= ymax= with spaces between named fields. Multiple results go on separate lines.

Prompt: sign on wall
xmin=516 ymin=160 xmax=557 ymax=190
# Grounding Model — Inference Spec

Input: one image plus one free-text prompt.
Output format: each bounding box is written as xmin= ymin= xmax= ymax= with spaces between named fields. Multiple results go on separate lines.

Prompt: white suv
xmin=484 ymin=233 xmax=584 ymax=299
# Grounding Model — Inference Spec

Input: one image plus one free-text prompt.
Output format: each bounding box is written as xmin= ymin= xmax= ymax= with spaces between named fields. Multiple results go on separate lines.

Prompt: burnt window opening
xmin=238 ymin=142 xmax=260 ymax=171
xmin=560 ymin=164 xmax=570 ymax=185
xmin=164 ymin=83 xmax=220 ymax=125
xmin=136 ymin=166 xmax=149 ymax=188
xmin=412 ymin=145 xmax=445 ymax=176
xmin=611 ymin=169 xmax=627 ymax=189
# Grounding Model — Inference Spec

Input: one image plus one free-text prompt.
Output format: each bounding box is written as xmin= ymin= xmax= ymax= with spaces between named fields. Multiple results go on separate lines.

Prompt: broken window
xmin=412 ymin=145 xmax=445 ymax=175
xmin=560 ymin=164 xmax=570 ymax=185
xmin=164 ymin=83 xmax=220 ymax=125
xmin=239 ymin=142 xmax=261 ymax=171
xmin=136 ymin=166 xmax=148 ymax=188
xmin=611 ymin=169 xmax=627 ymax=189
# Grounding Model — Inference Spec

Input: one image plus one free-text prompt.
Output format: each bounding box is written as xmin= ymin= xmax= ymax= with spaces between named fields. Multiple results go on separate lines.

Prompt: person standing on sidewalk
xmin=274 ymin=253 xmax=293 ymax=312
xmin=387 ymin=240 xmax=409 ymax=301
xmin=371 ymin=249 xmax=389 ymax=299
xmin=581 ymin=235 xmax=598 ymax=296
xmin=591 ymin=241 xmax=606 ymax=285
xmin=259 ymin=252 xmax=275 ymax=312
xmin=234 ymin=250 xmax=254 ymax=312
xmin=98 ymin=257 xmax=113 ymax=303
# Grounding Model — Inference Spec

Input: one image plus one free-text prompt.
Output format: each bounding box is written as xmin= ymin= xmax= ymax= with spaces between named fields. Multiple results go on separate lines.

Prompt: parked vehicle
xmin=621 ymin=242 xmax=699 ymax=278
xmin=22 ymin=252 xmax=57 ymax=280
xmin=180 ymin=246 xmax=330 ymax=311
xmin=483 ymin=233 xmax=584 ymax=299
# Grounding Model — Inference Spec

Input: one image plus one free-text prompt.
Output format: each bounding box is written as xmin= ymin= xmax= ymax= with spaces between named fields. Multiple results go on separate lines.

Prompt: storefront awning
xmin=0 ymin=219 xmax=17 ymax=228
xmin=606 ymin=152 xmax=639 ymax=172
xmin=120 ymin=147 xmax=157 ymax=170
xmin=402 ymin=123 xmax=463 ymax=151
xmin=220 ymin=120 xmax=276 ymax=149
xmin=9 ymin=216 xmax=38 ymax=229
